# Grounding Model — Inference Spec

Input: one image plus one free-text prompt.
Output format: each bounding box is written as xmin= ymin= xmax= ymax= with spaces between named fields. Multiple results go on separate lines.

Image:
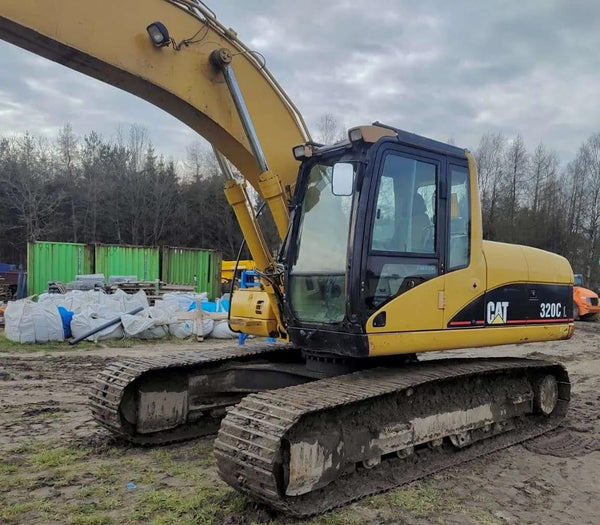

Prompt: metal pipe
xmin=166 ymin=2 xmax=311 ymax=143
xmin=212 ymin=145 xmax=235 ymax=179
xmin=210 ymin=49 xmax=268 ymax=174
xmin=222 ymin=62 xmax=269 ymax=172
xmin=69 ymin=306 xmax=144 ymax=345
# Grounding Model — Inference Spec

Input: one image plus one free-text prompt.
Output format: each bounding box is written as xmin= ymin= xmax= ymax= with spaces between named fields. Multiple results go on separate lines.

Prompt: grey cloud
xmin=1 ymin=1 xmax=600 ymax=163
xmin=0 ymin=41 xmax=193 ymax=160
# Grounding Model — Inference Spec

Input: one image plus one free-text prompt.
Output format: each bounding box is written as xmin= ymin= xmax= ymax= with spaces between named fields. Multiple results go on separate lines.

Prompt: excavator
xmin=0 ymin=0 xmax=574 ymax=516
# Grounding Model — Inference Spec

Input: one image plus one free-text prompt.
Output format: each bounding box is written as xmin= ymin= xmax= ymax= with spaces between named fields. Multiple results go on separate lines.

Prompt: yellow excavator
xmin=0 ymin=0 xmax=574 ymax=516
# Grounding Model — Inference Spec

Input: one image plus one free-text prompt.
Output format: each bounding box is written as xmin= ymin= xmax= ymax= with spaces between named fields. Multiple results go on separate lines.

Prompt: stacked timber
xmin=109 ymin=281 xmax=195 ymax=305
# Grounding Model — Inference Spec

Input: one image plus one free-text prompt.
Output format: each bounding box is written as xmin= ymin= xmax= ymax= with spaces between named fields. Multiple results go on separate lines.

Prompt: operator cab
xmin=284 ymin=124 xmax=471 ymax=357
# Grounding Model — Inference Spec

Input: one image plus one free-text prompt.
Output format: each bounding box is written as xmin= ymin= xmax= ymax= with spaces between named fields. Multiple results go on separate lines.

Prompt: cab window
xmin=365 ymin=151 xmax=439 ymax=310
xmin=371 ymin=153 xmax=436 ymax=254
xmin=448 ymin=165 xmax=470 ymax=270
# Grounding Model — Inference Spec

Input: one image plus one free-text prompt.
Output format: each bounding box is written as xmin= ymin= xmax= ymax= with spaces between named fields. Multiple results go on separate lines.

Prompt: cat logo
xmin=486 ymin=301 xmax=509 ymax=324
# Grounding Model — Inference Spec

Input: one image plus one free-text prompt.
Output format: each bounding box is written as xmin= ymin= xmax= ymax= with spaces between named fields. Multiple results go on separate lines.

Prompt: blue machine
xmin=239 ymin=269 xmax=260 ymax=289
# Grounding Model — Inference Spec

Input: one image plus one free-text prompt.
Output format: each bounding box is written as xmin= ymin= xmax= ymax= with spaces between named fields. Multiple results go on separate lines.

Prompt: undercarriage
xmin=90 ymin=347 xmax=569 ymax=514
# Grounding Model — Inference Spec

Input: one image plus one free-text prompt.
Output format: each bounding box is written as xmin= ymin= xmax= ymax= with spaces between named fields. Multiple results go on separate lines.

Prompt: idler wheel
xmin=396 ymin=446 xmax=414 ymax=458
xmin=533 ymin=375 xmax=558 ymax=416
xmin=428 ymin=438 xmax=444 ymax=449
xmin=361 ymin=456 xmax=381 ymax=469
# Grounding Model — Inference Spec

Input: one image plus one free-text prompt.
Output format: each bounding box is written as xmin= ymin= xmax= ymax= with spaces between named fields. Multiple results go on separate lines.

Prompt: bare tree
xmin=127 ymin=124 xmax=151 ymax=173
xmin=0 ymin=133 xmax=64 ymax=249
xmin=576 ymin=134 xmax=600 ymax=283
xmin=502 ymin=134 xmax=528 ymax=240
xmin=56 ymin=123 xmax=80 ymax=241
xmin=528 ymin=143 xmax=558 ymax=215
xmin=184 ymin=140 xmax=220 ymax=181
xmin=474 ymin=132 xmax=505 ymax=240
xmin=315 ymin=113 xmax=345 ymax=145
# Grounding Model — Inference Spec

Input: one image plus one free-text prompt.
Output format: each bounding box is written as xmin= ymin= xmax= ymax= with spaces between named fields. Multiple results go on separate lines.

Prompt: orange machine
xmin=573 ymin=274 xmax=600 ymax=320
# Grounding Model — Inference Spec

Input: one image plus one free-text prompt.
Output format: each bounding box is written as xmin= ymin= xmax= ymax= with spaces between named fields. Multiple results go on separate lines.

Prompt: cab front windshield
xmin=289 ymin=161 xmax=354 ymax=323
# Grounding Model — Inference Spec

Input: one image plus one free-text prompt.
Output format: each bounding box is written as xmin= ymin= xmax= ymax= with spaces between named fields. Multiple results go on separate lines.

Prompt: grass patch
xmin=69 ymin=516 xmax=116 ymax=525
xmin=148 ymin=512 xmax=199 ymax=525
xmin=136 ymin=467 xmax=158 ymax=485
xmin=0 ymin=501 xmax=38 ymax=523
xmin=61 ymin=501 xmax=118 ymax=525
xmin=467 ymin=508 xmax=503 ymax=524
xmin=0 ymin=501 xmax=57 ymax=523
xmin=92 ymin=463 xmax=121 ymax=484
xmin=309 ymin=510 xmax=364 ymax=525
xmin=29 ymin=446 xmax=86 ymax=469
xmin=149 ymin=448 xmax=213 ymax=484
xmin=366 ymin=484 xmax=460 ymax=517
xmin=129 ymin=488 xmax=218 ymax=522
xmin=47 ymin=465 xmax=85 ymax=487
xmin=1 ymin=472 xmax=38 ymax=491
xmin=128 ymin=485 xmax=252 ymax=525
xmin=0 ymin=329 xmax=203 ymax=353
xmin=0 ymin=332 xmax=67 ymax=352
xmin=0 ymin=461 xmax=18 ymax=475
xmin=39 ymin=410 xmax=66 ymax=420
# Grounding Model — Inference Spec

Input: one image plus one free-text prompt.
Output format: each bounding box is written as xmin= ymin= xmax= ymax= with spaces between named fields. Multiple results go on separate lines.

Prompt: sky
xmin=1 ymin=1 xmax=599 ymax=165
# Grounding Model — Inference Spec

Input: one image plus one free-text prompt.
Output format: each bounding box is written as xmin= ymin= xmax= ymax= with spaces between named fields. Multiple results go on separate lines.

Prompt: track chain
xmin=215 ymin=357 xmax=570 ymax=516
xmin=89 ymin=345 xmax=284 ymax=445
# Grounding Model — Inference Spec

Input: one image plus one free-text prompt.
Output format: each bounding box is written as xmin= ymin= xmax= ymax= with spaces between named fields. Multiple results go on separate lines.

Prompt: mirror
xmin=331 ymin=162 xmax=354 ymax=196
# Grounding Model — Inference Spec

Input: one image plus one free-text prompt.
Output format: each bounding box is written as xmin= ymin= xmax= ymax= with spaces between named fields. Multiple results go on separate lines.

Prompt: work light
xmin=146 ymin=22 xmax=170 ymax=47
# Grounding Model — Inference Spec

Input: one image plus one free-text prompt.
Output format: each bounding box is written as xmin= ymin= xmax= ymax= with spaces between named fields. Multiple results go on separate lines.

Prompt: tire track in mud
xmin=523 ymin=428 xmax=600 ymax=457
xmin=0 ymin=353 xmax=114 ymax=446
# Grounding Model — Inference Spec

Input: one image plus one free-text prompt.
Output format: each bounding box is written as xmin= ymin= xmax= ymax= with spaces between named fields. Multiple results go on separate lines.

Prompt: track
xmin=215 ymin=357 xmax=570 ymax=516
xmin=89 ymin=345 xmax=288 ymax=445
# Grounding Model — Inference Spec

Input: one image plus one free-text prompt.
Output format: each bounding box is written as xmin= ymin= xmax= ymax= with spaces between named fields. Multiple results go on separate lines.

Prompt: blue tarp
xmin=0 ymin=262 xmax=16 ymax=272
xmin=188 ymin=299 xmax=229 ymax=313
xmin=57 ymin=306 xmax=74 ymax=338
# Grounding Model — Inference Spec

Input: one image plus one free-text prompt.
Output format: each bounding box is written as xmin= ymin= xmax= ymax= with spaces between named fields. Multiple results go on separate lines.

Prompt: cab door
xmin=442 ymin=161 xmax=487 ymax=328
xmin=359 ymin=144 xmax=448 ymax=332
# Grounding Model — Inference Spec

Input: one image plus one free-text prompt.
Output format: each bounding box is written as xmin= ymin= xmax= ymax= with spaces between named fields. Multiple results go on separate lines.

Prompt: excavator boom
xmin=0 ymin=0 xmax=309 ymax=193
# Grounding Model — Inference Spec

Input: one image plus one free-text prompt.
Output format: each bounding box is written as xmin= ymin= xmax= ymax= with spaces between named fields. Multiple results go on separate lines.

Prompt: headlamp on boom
xmin=146 ymin=21 xmax=170 ymax=47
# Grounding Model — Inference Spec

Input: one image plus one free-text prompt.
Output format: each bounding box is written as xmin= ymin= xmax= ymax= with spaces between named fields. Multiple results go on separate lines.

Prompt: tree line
xmin=0 ymin=124 xmax=249 ymax=264
xmin=475 ymin=131 xmax=600 ymax=287
xmin=1 ymin=121 xmax=600 ymax=287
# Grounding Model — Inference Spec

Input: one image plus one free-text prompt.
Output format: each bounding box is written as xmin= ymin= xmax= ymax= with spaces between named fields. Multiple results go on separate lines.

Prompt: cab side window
xmin=448 ymin=165 xmax=470 ymax=270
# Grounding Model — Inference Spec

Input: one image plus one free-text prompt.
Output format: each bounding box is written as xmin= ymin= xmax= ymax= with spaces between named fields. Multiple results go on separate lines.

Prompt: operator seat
xmin=411 ymin=193 xmax=433 ymax=252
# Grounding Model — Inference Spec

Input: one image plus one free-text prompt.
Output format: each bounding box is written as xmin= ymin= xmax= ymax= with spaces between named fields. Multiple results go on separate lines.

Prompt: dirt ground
xmin=1 ymin=325 xmax=600 ymax=525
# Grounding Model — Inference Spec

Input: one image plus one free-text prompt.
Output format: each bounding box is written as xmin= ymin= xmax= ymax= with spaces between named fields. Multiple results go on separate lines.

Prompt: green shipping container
xmin=95 ymin=244 xmax=159 ymax=282
xmin=162 ymin=246 xmax=222 ymax=300
xmin=27 ymin=241 xmax=93 ymax=295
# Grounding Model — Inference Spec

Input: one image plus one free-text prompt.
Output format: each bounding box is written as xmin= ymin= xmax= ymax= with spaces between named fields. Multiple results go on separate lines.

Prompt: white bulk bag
xmin=168 ymin=317 xmax=214 ymax=339
xmin=121 ymin=309 xmax=169 ymax=339
xmin=71 ymin=305 xmax=124 ymax=342
xmin=162 ymin=292 xmax=208 ymax=312
xmin=5 ymin=300 xmax=64 ymax=343
xmin=209 ymin=320 xmax=237 ymax=339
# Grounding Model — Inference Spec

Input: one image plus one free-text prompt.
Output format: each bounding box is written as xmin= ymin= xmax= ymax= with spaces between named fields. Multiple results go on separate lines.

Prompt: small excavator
xmin=0 ymin=0 xmax=573 ymax=515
